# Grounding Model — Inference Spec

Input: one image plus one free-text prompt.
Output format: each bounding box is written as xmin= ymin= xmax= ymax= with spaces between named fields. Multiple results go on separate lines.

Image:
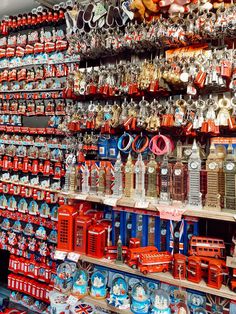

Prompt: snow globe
xmin=193 ymin=308 xmax=207 ymax=314
xmin=131 ymin=283 xmax=150 ymax=314
xmin=56 ymin=262 xmax=74 ymax=293
xmin=151 ymin=289 xmax=171 ymax=314
xmin=72 ymin=269 xmax=89 ymax=298
xmin=90 ymin=270 xmax=107 ymax=299
xmin=107 ymin=276 xmax=130 ymax=310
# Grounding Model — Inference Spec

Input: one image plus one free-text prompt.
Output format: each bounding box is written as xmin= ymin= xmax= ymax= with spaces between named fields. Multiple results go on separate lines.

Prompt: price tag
xmin=66 ymin=295 xmax=78 ymax=306
xmin=54 ymin=250 xmax=67 ymax=261
xmin=135 ymin=200 xmax=149 ymax=209
xmin=158 ymin=205 xmax=186 ymax=221
xmin=104 ymin=197 xmax=118 ymax=207
xmin=67 ymin=252 xmax=81 ymax=263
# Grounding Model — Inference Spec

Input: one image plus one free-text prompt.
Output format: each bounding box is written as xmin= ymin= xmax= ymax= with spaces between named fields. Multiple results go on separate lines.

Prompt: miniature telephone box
xmin=74 ymin=213 xmax=92 ymax=254
xmin=187 ymin=256 xmax=202 ymax=283
xmin=87 ymin=224 xmax=106 ymax=258
xmin=57 ymin=205 xmax=77 ymax=251
xmin=208 ymin=260 xmax=226 ymax=290
xmin=173 ymin=254 xmax=187 ymax=279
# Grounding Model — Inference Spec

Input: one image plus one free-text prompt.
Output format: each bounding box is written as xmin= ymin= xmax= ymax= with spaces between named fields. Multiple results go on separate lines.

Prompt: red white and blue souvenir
xmin=107 ymin=276 xmax=130 ymax=310
xmin=55 ymin=262 xmax=74 ymax=293
xmin=131 ymin=283 xmax=150 ymax=314
xmin=18 ymin=198 xmax=28 ymax=213
xmin=70 ymin=302 xmax=95 ymax=314
xmin=49 ymin=291 xmax=70 ymax=314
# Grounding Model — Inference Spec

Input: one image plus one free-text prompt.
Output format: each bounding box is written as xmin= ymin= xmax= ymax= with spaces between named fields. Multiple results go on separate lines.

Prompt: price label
xmin=104 ymin=197 xmax=118 ymax=207
xmin=67 ymin=252 xmax=81 ymax=263
xmin=54 ymin=250 xmax=67 ymax=261
xmin=135 ymin=200 xmax=149 ymax=209
xmin=158 ymin=205 xmax=186 ymax=221
xmin=66 ymin=295 xmax=78 ymax=306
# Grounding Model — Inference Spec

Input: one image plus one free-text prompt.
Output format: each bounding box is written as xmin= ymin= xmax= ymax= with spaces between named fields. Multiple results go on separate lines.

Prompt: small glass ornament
xmin=107 ymin=276 xmax=130 ymax=310
xmin=90 ymin=270 xmax=107 ymax=299
xmin=151 ymin=289 xmax=171 ymax=314
xmin=72 ymin=269 xmax=89 ymax=298
xmin=56 ymin=262 xmax=74 ymax=293
xmin=131 ymin=283 xmax=150 ymax=314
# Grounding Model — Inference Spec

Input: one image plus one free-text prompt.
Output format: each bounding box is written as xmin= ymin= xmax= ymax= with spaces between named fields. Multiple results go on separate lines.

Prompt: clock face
xmin=135 ymin=167 xmax=140 ymax=174
xmin=174 ymin=169 xmax=181 ymax=176
xmin=226 ymin=162 xmax=234 ymax=171
xmin=190 ymin=161 xmax=198 ymax=169
xmin=148 ymin=167 xmax=155 ymax=174
xmin=161 ymin=168 xmax=168 ymax=175
xmin=125 ymin=167 xmax=131 ymax=173
xmin=209 ymin=162 xmax=217 ymax=170
xmin=114 ymin=166 xmax=120 ymax=172
xmin=184 ymin=148 xmax=192 ymax=157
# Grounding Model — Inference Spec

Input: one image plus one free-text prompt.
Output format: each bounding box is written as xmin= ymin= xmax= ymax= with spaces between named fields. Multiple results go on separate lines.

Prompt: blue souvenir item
xmin=98 ymin=136 xmax=108 ymax=158
xmin=107 ymin=276 xmax=130 ymax=310
xmin=1 ymin=218 xmax=11 ymax=230
xmin=131 ymin=283 xmax=150 ymax=314
xmin=35 ymin=226 xmax=47 ymax=240
xmin=23 ymin=223 xmax=34 ymax=236
xmin=18 ymin=198 xmax=28 ymax=213
xmin=8 ymin=196 xmax=17 ymax=211
xmin=56 ymin=262 xmax=74 ymax=293
xmin=12 ymin=220 xmax=22 ymax=233
xmin=39 ymin=202 xmax=50 ymax=218
xmin=109 ymin=137 xmax=118 ymax=159
xmin=90 ymin=270 xmax=107 ymax=299
xmin=51 ymin=205 xmax=58 ymax=221
xmin=0 ymin=195 xmax=7 ymax=208
xmin=151 ymin=289 xmax=171 ymax=314
xmin=28 ymin=200 xmax=39 ymax=215
xmin=72 ymin=269 xmax=88 ymax=297
xmin=48 ymin=230 xmax=57 ymax=243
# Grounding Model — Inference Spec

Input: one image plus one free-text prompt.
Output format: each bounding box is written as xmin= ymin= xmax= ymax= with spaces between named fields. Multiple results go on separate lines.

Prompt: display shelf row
xmin=0 ymin=139 xmax=68 ymax=149
xmin=61 ymin=192 xmax=236 ymax=223
xmin=0 ymin=88 xmax=64 ymax=94
xmin=1 ymin=179 xmax=61 ymax=194
xmin=78 ymin=254 xmax=236 ymax=301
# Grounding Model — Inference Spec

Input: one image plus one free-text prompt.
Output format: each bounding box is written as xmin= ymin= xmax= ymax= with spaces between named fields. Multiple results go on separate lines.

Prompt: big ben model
xmin=146 ymin=154 xmax=159 ymax=199
xmin=159 ymin=155 xmax=172 ymax=204
xmin=124 ymin=153 xmax=134 ymax=198
xmin=205 ymin=142 xmax=223 ymax=211
xmin=172 ymin=141 xmax=187 ymax=203
xmin=223 ymin=143 xmax=236 ymax=211
xmin=188 ymin=140 xmax=202 ymax=208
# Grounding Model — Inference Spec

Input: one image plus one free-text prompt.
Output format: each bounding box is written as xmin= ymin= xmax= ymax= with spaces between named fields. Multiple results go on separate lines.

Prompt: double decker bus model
xmin=138 ymin=251 xmax=173 ymax=275
xmin=125 ymin=246 xmax=158 ymax=269
xmin=189 ymin=236 xmax=225 ymax=259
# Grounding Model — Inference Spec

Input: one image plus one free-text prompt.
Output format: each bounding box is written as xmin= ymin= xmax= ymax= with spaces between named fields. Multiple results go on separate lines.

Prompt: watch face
xmin=148 ymin=167 xmax=155 ymax=174
xmin=209 ymin=162 xmax=216 ymax=170
xmin=226 ymin=162 xmax=234 ymax=171
xmin=161 ymin=168 xmax=168 ymax=175
xmin=174 ymin=169 xmax=181 ymax=176
xmin=190 ymin=161 xmax=198 ymax=169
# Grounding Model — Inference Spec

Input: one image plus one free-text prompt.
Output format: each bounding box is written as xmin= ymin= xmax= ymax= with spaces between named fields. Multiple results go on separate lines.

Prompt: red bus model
xmin=138 ymin=251 xmax=173 ymax=275
xmin=189 ymin=236 xmax=225 ymax=259
xmin=104 ymin=245 xmax=128 ymax=260
xmin=126 ymin=246 xmax=158 ymax=269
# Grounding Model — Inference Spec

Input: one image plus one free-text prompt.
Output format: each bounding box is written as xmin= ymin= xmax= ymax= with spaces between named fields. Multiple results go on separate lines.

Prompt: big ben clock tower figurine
xmin=159 ymin=155 xmax=172 ymax=204
xmin=223 ymin=143 xmax=236 ymax=211
xmin=205 ymin=142 xmax=223 ymax=211
xmin=188 ymin=140 xmax=202 ymax=208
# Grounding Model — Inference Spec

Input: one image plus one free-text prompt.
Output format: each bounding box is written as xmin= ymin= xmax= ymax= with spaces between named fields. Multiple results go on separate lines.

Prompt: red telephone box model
xmin=208 ymin=259 xmax=228 ymax=290
xmin=57 ymin=205 xmax=77 ymax=251
xmin=173 ymin=254 xmax=187 ymax=279
xmin=74 ymin=213 xmax=92 ymax=254
xmin=87 ymin=224 xmax=106 ymax=258
xmin=187 ymin=256 xmax=202 ymax=283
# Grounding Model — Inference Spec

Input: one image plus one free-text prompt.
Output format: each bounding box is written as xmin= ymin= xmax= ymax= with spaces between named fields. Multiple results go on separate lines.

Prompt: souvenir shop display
xmin=0 ymin=0 xmax=236 ymax=313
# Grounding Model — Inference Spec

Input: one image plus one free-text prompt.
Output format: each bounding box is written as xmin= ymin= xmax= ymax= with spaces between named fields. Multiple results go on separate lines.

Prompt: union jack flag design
xmin=206 ymin=294 xmax=230 ymax=314
xmin=72 ymin=303 xmax=94 ymax=314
